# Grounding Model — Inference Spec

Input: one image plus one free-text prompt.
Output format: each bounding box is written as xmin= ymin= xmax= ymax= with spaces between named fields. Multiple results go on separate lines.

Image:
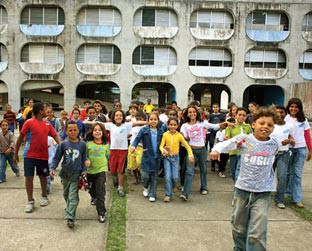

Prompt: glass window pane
xmin=44 ymin=8 xmax=57 ymax=25
xmin=77 ymin=46 xmax=85 ymax=63
xmin=58 ymin=8 xmax=65 ymax=25
xmin=30 ymin=7 xmax=43 ymax=24
xmin=21 ymin=45 xmax=29 ymax=62
xmin=85 ymin=46 xmax=99 ymax=63
xmin=132 ymin=47 xmax=141 ymax=64
xmin=253 ymin=12 xmax=265 ymax=25
xmin=156 ymin=10 xmax=169 ymax=27
xmin=141 ymin=46 xmax=154 ymax=65
xmin=142 ymin=9 xmax=155 ymax=26
xmin=100 ymin=46 xmax=113 ymax=64
xmin=29 ymin=45 xmax=44 ymax=63
xmin=113 ymin=46 xmax=121 ymax=64
xmin=99 ymin=9 xmax=113 ymax=26
xmin=86 ymin=8 xmax=99 ymax=25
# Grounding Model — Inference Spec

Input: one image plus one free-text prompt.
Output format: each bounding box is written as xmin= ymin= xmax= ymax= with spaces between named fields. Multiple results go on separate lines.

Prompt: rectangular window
xmin=99 ymin=46 xmax=113 ymax=64
xmin=44 ymin=8 xmax=57 ymax=25
xmin=132 ymin=48 xmax=141 ymax=64
xmin=77 ymin=46 xmax=85 ymax=63
xmin=99 ymin=9 xmax=113 ymax=26
xmin=141 ymin=47 xmax=154 ymax=65
xmin=113 ymin=47 xmax=121 ymax=64
xmin=85 ymin=46 xmax=99 ymax=64
xmin=21 ymin=45 xmax=29 ymax=62
xmin=30 ymin=8 xmax=43 ymax=25
xmin=156 ymin=10 xmax=169 ymax=27
xmin=253 ymin=12 xmax=265 ymax=25
xmin=30 ymin=45 xmax=44 ymax=63
xmin=155 ymin=47 xmax=169 ymax=65
xmin=0 ymin=7 xmax=8 ymax=25
xmin=86 ymin=8 xmax=99 ymax=25
xmin=197 ymin=60 xmax=209 ymax=66
xmin=142 ymin=9 xmax=155 ymax=26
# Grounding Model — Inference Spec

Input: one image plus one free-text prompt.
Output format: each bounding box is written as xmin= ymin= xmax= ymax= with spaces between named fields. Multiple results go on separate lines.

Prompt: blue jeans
xmin=230 ymin=155 xmax=241 ymax=183
xmin=142 ymin=159 xmax=159 ymax=199
xmin=273 ymin=151 xmax=290 ymax=204
xmin=182 ymin=147 xmax=207 ymax=198
xmin=164 ymin=155 xmax=179 ymax=197
xmin=0 ymin=152 xmax=19 ymax=181
xmin=232 ymin=188 xmax=270 ymax=251
xmin=286 ymin=147 xmax=306 ymax=203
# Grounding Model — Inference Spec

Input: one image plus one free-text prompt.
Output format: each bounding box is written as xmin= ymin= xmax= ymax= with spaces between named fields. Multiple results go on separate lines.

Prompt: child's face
xmin=114 ymin=111 xmax=124 ymax=125
xmin=84 ymin=102 xmax=90 ymax=109
xmin=6 ymin=105 xmax=12 ymax=112
xmin=236 ymin=110 xmax=247 ymax=124
xmin=248 ymin=104 xmax=256 ymax=113
xmin=187 ymin=107 xmax=197 ymax=120
xmin=1 ymin=122 xmax=9 ymax=132
xmin=276 ymin=108 xmax=286 ymax=122
xmin=168 ymin=120 xmax=178 ymax=133
xmin=289 ymin=103 xmax=299 ymax=117
xmin=93 ymin=125 xmax=103 ymax=139
xmin=178 ymin=111 xmax=182 ymax=119
xmin=87 ymin=109 xmax=96 ymax=120
xmin=231 ymin=106 xmax=238 ymax=116
xmin=212 ymin=105 xmax=219 ymax=113
xmin=73 ymin=104 xmax=79 ymax=110
xmin=168 ymin=111 xmax=177 ymax=119
xmin=148 ymin=114 xmax=159 ymax=128
xmin=94 ymin=103 xmax=102 ymax=113
xmin=61 ymin=113 xmax=68 ymax=120
xmin=46 ymin=109 xmax=54 ymax=119
xmin=129 ymin=107 xmax=137 ymax=116
xmin=66 ymin=124 xmax=79 ymax=140
xmin=72 ymin=110 xmax=80 ymax=120
xmin=136 ymin=115 xmax=144 ymax=121
xmin=252 ymin=116 xmax=275 ymax=141
xmin=114 ymin=102 xmax=122 ymax=109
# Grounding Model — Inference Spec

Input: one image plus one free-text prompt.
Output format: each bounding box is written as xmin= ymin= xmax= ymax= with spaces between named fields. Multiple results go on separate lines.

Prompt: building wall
xmin=0 ymin=0 xmax=311 ymax=117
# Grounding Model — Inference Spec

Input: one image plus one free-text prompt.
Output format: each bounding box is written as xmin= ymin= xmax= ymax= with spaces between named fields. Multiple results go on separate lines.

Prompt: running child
xmin=210 ymin=106 xmax=279 ymax=251
xmin=159 ymin=117 xmax=194 ymax=202
xmin=0 ymin=119 xmax=20 ymax=183
xmin=131 ymin=112 xmax=164 ymax=202
xmin=85 ymin=123 xmax=110 ymax=223
xmin=50 ymin=120 xmax=88 ymax=228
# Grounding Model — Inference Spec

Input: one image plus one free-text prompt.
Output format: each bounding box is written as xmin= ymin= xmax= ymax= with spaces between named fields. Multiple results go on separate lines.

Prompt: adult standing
xmin=285 ymin=98 xmax=312 ymax=208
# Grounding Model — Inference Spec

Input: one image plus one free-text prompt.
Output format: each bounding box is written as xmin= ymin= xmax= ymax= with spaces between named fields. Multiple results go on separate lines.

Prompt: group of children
xmin=2 ymin=97 xmax=311 ymax=250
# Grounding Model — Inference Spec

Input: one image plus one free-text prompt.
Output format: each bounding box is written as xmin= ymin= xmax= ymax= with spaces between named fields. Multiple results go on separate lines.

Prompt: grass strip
xmin=285 ymin=197 xmax=312 ymax=222
xmin=106 ymin=179 xmax=128 ymax=251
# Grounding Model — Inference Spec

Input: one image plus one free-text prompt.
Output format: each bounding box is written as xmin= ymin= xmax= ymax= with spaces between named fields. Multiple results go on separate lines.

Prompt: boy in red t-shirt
xmin=14 ymin=102 xmax=61 ymax=213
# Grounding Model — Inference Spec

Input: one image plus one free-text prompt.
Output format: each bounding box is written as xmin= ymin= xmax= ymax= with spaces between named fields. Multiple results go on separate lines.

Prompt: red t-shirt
xmin=80 ymin=109 xmax=88 ymax=121
xmin=21 ymin=118 xmax=57 ymax=160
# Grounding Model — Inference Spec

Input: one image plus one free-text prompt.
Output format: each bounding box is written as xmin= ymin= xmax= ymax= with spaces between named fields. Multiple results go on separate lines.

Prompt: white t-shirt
xmin=180 ymin=121 xmax=219 ymax=147
xmin=104 ymin=122 xmax=132 ymax=150
xmin=159 ymin=113 xmax=168 ymax=124
xmin=126 ymin=115 xmax=136 ymax=123
xmin=130 ymin=125 xmax=143 ymax=146
xmin=270 ymin=122 xmax=294 ymax=151
xmin=285 ymin=114 xmax=310 ymax=149
xmin=215 ymin=130 xmax=229 ymax=153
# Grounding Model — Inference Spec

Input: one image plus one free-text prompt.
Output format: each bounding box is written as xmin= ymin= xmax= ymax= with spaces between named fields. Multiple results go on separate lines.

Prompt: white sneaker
xmin=143 ymin=188 xmax=148 ymax=197
xmin=149 ymin=197 xmax=156 ymax=202
xmin=40 ymin=197 xmax=49 ymax=207
xmin=25 ymin=200 xmax=35 ymax=213
xmin=218 ymin=172 xmax=226 ymax=178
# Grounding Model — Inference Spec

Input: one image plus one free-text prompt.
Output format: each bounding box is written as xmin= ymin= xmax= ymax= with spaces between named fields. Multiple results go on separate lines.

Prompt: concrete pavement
xmin=0 ymin=164 xmax=111 ymax=251
xmin=126 ymin=160 xmax=312 ymax=251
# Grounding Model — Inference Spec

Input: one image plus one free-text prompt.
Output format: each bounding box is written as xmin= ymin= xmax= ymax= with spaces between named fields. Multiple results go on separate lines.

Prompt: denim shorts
xmin=24 ymin=158 xmax=49 ymax=177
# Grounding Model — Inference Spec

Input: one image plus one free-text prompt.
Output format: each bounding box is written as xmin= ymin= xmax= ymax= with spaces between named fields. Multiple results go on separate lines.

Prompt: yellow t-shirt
xmin=159 ymin=131 xmax=193 ymax=157
xmin=143 ymin=104 xmax=154 ymax=114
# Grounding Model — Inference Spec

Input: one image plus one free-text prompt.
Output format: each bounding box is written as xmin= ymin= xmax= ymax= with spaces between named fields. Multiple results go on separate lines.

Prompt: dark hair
xmin=168 ymin=109 xmax=178 ymax=116
xmin=275 ymin=105 xmax=287 ymax=114
xmin=72 ymin=108 xmax=80 ymax=115
xmin=65 ymin=120 xmax=78 ymax=130
xmin=152 ymin=107 xmax=161 ymax=113
xmin=252 ymin=106 xmax=277 ymax=123
xmin=148 ymin=111 xmax=160 ymax=122
xmin=227 ymin=102 xmax=236 ymax=109
xmin=85 ymin=122 xmax=107 ymax=143
xmin=84 ymin=100 xmax=91 ymax=105
xmin=212 ymin=103 xmax=219 ymax=107
xmin=286 ymin=98 xmax=305 ymax=122
xmin=111 ymin=109 xmax=126 ymax=124
xmin=248 ymin=101 xmax=257 ymax=107
xmin=189 ymin=100 xmax=200 ymax=107
xmin=171 ymin=101 xmax=177 ymax=105
xmin=183 ymin=105 xmax=202 ymax=123
xmin=0 ymin=119 xmax=9 ymax=126
xmin=237 ymin=107 xmax=248 ymax=114
xmin=129 ymin=104 xmax=138 ymax=110
xmin=227 ymin=117 xmax=236 ymax=123
xmin=32 ymin=102 xmax=44 ymax=116
xmin=135 ymin=110 xmax=145 ymax=119
xmin=86 ymin=106 xmax=96 ymax=113
xmin=167 ymin=117 xmax=179 ymax=125
xmin=93 ymin=100 xmax=103 ymax=107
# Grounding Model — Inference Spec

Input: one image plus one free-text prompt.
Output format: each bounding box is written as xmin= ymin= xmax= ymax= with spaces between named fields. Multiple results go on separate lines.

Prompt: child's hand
xmin=4 ymin=148 xmax=12 ymax=155
xmin=13 ymin=154 xmax=19 ymax=164
xmin=50 ymin=169 xmax=55 ymax=177
xmin=210 ymin=151 xmax=220 ymax=161
xmin=85 ymin=159 xmax=91 ymax=168
xmin=188 ymin=156 xmax=194 ymax=165
xmin=162 ymin=149 xmax=169 ymax=156
xmin=307 ymin=150 xmax=312 ymax=161
xmin=289 ymin=138 xmax=295 ymax=147
xmin=130 ymin=146 xmax=136 ymax=153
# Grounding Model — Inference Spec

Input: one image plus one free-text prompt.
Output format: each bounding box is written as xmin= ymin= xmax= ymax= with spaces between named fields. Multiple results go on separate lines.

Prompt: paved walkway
xmin=0 ymin=163 xmax=111 ymax=251
xmin=126 ymin=159 xmax=312 ymax=251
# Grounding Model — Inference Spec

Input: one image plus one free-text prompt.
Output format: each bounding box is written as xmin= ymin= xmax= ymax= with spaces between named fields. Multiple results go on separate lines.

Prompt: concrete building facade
xmin=0 ymin=0 xmax=311 ymax=117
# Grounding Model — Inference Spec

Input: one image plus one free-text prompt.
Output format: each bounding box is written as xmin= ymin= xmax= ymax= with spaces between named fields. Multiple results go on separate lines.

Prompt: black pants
xmin=179 ymin=146 xmax=187 ymax=186
xmin=87 ymin=172 xmax=106 ymax=216
xmin=218 ymin=153 xmax=229 ymax=173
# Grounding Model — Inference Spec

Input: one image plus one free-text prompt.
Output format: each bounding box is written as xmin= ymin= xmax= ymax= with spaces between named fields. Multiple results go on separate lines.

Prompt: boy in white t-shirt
xmin=270 ymin=105 xmax=294 ymax=209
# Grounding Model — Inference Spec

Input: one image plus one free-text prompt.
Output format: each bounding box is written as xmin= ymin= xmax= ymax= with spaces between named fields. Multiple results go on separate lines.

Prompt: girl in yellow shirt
xmin=159 ymin=117 xmax=194 ymax=202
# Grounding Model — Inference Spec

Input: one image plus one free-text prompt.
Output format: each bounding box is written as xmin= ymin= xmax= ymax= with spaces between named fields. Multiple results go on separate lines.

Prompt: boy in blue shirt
xmin=50 ymin=121 xmax=88 ymax=228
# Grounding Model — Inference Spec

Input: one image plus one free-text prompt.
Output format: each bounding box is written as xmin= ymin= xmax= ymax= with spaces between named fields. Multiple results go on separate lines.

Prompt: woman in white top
xmin=285 ymin=98 xmax=312 ymax=208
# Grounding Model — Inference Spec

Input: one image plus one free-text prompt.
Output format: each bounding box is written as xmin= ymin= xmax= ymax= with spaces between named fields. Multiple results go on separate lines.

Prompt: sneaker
xmin=118 ymin=188 xmax=125 ymax=197
xmin=98 ymin=214 xmax=106 ymax=223
xmin=201 ymin=190 xmax=208 ymax=195
xmin=295 ymin=202 xmax=304 ymax=208
xmin=276 ymin=203 xmax=286 ymax=209
xmin=67 ymin=219 xmax=75 ymax=228
xmin=15 ymin=172 xmax=20 ymax=177
xmin=143 ymin=187 xmax=148 ymax=197
xmin=163 ymin=196 xmax=171 ymax=202
xmin=180 ymin=186 xmax=184 ymax=192
xmin=40 ymin=197 xmax=49 ymax=207
xmin=149 ymin=197 xmax=156 ymax=202
xmin=91 ymin=198 xmax=96 ymax=206
xmin=218 ymin=172 xmax=226 ymax=178
xmin=25 ymin=200 xmax=35 ymax=213
xmin=180 ymin=194 xmax=188 ymax=201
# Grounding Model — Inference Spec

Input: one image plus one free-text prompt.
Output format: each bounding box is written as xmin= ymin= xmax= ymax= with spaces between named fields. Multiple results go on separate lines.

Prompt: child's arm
xmin=132 ymin=121 xmax=147 ymax=127
xmin=159 ymin=134 xmax=168 ymax=156
xmin=304 ymin=129 xmax=312 ymax=161
xmin=131 ymin=127 xmax=144 ymax=152
xmin=49 ymin=144 xmax=63 ymax=177
xmin=179 ymin=134 xmax=194 ymax=165
xmin=13 ymin=133 xmax=25 ymax=164
xmin=52 ymin=134 xmax=61 ymax=145
xmin=210 ymin=136 xmax=241 ymax=160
